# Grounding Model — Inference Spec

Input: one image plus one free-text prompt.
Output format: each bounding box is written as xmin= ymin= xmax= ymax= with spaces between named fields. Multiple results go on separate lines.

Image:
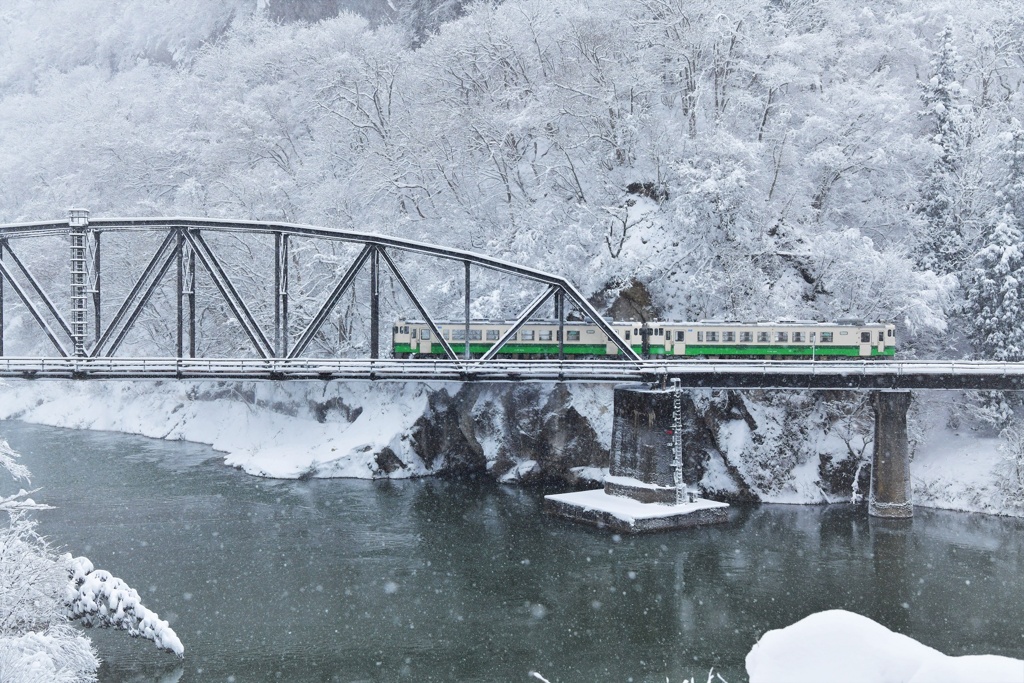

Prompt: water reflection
xmin=2 ymin=421 xmax=1022 ymax=682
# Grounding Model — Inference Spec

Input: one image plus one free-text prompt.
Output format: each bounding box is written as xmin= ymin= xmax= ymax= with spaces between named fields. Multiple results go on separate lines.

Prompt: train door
xmin=606 ymin=325 xmax=628 ymax=355
xmin=419 ymin=329 xmax=433 ymax=354
xmin=673 ymin=329 xmax=686 ymax=355
xmin=858 ymin=330 xmax=871 ymax=356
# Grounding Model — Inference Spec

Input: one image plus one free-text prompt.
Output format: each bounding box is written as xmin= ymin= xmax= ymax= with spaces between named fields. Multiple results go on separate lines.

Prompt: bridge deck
xmin=1 ymin=358 xmax=1024 ymax=389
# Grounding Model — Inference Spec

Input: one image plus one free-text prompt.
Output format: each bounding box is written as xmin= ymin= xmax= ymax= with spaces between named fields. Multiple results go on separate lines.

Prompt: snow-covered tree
xmin=966 ymin=123 xmax=1024 ymax=361
xmin=966 ymin=215 xmax=1024 ymax=361
xmin=916 ymin=23 xmax=976 ymax=276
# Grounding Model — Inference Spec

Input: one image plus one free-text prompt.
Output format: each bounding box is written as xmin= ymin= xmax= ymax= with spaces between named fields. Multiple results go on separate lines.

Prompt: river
xmin=3 ymin=420 xmax=1023 ymax=682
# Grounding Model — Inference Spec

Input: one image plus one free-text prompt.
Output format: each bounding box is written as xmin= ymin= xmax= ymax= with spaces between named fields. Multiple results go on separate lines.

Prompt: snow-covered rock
xmin=746 ymin=610 xmax=1024 ymax=683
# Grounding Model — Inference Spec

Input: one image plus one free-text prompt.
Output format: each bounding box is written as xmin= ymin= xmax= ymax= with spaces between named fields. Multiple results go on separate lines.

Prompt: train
xmin=392 ymin=318 xmax=896 ymax=359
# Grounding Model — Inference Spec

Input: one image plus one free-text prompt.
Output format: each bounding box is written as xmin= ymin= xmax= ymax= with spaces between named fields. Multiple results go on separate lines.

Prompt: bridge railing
xmin=1 ymin=357 xmax=1024 ymax=389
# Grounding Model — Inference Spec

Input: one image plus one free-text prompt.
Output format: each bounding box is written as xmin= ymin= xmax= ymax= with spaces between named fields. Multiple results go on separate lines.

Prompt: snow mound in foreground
xmin=746 ymin=610 xmax=1024 ymax=683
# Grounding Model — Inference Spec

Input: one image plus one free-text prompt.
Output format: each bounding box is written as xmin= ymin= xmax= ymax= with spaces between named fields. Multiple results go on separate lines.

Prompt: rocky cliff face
xmin=0 ymin=379 xmax=874 ymax=502
xmin=408 ymin=383 xmax=610 ymax=483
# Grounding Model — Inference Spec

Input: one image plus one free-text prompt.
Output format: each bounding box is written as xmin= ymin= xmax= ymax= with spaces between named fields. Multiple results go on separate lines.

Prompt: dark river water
xmin=3 ymin=420 xmax=1024 ymax=682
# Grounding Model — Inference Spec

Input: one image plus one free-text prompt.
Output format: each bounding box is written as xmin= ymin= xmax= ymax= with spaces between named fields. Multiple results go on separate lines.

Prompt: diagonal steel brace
xmin=479 ymin=285 xmax=558 ymax=361
xmin=0 ymin=257 xmax=70 ymax=357
xmin=2 ymin=242 xmax=75 ymax=340
xmin=91 ymin=231 xmax=177 ymax=357
xmin=289 ymin=244 xmax=372 ymax=358
xmin=378 ymin=248 xmax=459 ymax=361
xmin=184 ymin=230 xmax=273 ymax=359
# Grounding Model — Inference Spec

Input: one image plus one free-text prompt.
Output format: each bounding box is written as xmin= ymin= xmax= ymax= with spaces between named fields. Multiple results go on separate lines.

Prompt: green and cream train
xmin=392 ymin=318 xmax=896 ymax=359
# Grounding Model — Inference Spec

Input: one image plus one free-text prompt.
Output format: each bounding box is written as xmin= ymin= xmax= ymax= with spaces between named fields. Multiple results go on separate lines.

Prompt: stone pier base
xmin=545 ymin=489 xmax=729 ymax=533
xmin=869 ymin=390 xmax=913 ymax=519
xmin=545 ymin=383 xmax=729 ymax=533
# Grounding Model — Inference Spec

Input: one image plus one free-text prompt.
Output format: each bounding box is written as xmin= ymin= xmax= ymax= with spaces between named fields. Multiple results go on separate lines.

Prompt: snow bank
xmin=0 ymin=380 xmax=448 ymax=480
xmin=746 ymin=610 xmax=1024 ymax=683
xmin=0 ymin=380 xmax=1019 ymax=517
xmin=908 ymin=391 xmax=1022 ymax=516
xmin=0 ymin=379 xmax=604 ymax=483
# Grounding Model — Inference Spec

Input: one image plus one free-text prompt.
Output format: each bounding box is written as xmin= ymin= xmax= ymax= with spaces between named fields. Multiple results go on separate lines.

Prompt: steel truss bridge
xmin=1 ymin=211 xmax=1023 ymax=390
xmin=0 ymin=210 xmax=637 ymax=364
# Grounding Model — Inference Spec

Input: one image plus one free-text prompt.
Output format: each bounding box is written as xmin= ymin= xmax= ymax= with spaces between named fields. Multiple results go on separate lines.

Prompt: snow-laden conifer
xmin=916 ymin=23 xmax=975 ymax=276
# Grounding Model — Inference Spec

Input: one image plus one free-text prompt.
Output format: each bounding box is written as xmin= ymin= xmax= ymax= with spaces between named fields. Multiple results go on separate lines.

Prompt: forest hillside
xmin=3 ymin=0 xmax=1024 ymax=509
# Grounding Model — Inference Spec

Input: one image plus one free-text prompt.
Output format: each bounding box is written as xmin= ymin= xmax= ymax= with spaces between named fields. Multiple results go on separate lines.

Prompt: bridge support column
xmin=545 ymin=384 xmax=728 ymax=532
xmin=869 ymin=390 xmax=913 ymax=519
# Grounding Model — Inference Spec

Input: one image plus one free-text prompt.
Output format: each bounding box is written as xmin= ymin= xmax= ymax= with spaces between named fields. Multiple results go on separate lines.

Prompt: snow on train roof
xmin=398 ymin=319 xmax=891 ymax=326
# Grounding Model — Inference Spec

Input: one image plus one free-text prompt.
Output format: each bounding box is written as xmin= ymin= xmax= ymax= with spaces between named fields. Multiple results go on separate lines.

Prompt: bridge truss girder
xmin=0 ymin=211 xmax=640 ymax=363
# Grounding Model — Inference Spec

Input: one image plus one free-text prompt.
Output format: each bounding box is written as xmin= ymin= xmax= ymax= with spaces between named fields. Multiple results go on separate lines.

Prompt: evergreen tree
xmin=966 ymin=214 xmax=1024 ymax=361
xmin=392 ymin=0 xmax=470 ymax=43
xmin=916 ymin=24 xmax=972 ymax=275
xmin=966 ymin=123 xmax=1024 ymax=362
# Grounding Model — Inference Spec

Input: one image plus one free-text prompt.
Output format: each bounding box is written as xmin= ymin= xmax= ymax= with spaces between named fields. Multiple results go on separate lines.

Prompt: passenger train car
xmin=392 ymin=319 xmax=896 ymax=359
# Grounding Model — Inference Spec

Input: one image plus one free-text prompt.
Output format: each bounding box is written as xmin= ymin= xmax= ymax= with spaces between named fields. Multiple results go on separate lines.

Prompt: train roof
xmin=397 ymin=318 xmax=892 ymax=327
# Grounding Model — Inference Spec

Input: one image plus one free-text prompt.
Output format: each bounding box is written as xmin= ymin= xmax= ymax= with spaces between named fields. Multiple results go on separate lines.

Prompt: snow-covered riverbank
xmin=0 ymin=380 xmax=1018 ymax=517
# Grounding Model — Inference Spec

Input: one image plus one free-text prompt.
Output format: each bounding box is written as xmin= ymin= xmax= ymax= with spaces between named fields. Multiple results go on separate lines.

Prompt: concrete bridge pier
xmin=869 ymin=390 xmax=913 ymax=519
xmin=545 ymin=383 xmax=728 ymax=532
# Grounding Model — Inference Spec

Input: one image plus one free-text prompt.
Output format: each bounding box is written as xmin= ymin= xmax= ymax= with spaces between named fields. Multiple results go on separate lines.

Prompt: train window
xmin=676 ymin=331 xmax=685 ymax=341
xmin=392 ymin=326 xmax=398 ymax=334
xmin=706 ymin=332 xmax=719 ymax=342
xmin=888 ymin=329 xmax=893 ymax=337
xmin=775 ymin=332 xmax=788 ymax=343
xmin=421 ymin=330 xmax=431 ymax=340
xmin=411 ymin=329 xmax=417 ymax=339
xmin=723 ymin=331 xmax=735 ymax=342
xmin=860 ymin=332 xmax=870 ymax=343
xmin=878 ymin=331 xmax=884 ymax=342
xmin=443 ymin=330 xmax=449 ymax=339
xmin=740 ymin=331 xmax=753 ymax=343
xmin=486 ymin=330 xmax=499 ymax=341
xmin=757 ymin=331 xmax=769 ymax=343
xmin=510 ymin=332 xmax=517 ymax=340
xmin=522 ymin=330 xmax=535 ymax=341
xmin=697 ymin=332 xmax=703 ymax=342
xmin=567 ymin=330 xmax=581 ymax=341
xmin=539 ymin=331 xmax=553 ymax=341
xmin=625 ymin=331 xmax=631 ymax=340
xmin=452 ymin=329 xmax=466 ymax=340
xmin=793 ymin=332 xmax=804 ymax=343
xmin=469 ymin=330 xmax=482 ymax=341
xmin=656 ymin=328 xmax=663 ymax=336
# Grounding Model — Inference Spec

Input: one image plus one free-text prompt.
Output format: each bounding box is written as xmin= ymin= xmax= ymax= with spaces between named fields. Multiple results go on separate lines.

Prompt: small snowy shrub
xmin=997 ymin=426 xmax=1024 ymax=506
xmin=0 ymin=514 xmax=100 ymax=683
